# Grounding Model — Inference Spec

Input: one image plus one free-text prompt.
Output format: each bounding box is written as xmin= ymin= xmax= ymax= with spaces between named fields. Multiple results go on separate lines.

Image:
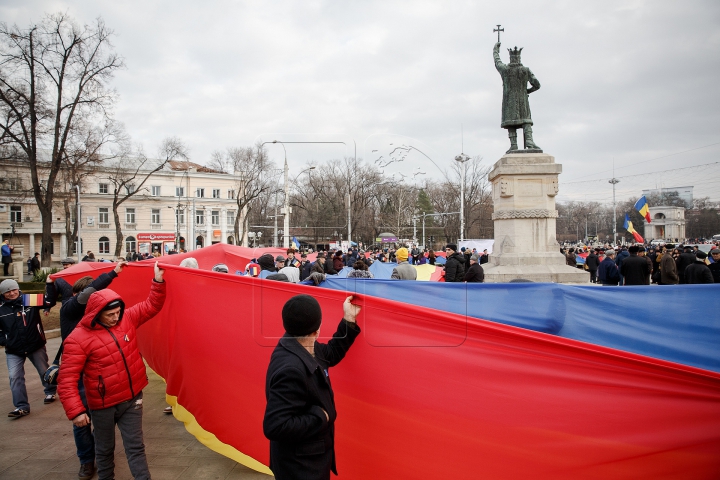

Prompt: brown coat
xmin=660 ymin=253 xmax=679 ymax=285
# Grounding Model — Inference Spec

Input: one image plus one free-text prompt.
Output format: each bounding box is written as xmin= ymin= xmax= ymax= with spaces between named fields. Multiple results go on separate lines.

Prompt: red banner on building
xmin=137 ymin=233 xmax=176 ymax=241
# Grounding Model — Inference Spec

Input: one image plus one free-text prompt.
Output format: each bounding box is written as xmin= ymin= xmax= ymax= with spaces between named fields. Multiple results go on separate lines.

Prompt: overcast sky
xmin=3 ymin=0 xmax=720 ymax=204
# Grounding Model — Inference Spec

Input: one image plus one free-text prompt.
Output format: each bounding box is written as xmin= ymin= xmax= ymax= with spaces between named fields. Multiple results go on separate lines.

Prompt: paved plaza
xmin=0 ymin=335 xmax=272 ymax=480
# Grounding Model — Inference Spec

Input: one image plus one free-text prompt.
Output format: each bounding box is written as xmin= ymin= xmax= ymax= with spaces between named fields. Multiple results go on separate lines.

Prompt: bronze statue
xmin=493 ymin=42 xmax=541 ymax=153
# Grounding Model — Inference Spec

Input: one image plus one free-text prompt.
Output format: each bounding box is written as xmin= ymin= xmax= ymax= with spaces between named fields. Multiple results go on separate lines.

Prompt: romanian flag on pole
xmin=624 ymin=213 xmax=645 ymax=243
xmin=634 ymin=196 xmax=651 ymax=223
xmin=23 ymin=294 xmax=45 ymax=307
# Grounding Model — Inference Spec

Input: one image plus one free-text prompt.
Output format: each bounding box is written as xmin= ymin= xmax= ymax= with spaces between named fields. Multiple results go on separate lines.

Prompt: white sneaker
xmin=44 ymin=394 xmax=56 ymax=404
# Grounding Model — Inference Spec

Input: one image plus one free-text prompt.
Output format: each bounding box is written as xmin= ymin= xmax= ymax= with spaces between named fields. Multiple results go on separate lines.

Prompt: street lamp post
xmin=454 ymin=154 xmax=471 ymax=242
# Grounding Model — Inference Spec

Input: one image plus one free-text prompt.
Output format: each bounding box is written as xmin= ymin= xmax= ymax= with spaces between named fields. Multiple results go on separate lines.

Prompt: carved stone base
xmin=486 ymin=151 xmax=587 ymax=284
xmin=505 ymin=148 xmax=544 ymax=154
xmin=481 ymin=264 xmax=589 ymax=284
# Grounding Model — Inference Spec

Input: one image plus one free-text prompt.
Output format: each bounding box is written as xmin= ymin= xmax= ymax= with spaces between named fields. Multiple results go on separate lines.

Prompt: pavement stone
xmin=0 ymin=336 xmax=274 ymax=479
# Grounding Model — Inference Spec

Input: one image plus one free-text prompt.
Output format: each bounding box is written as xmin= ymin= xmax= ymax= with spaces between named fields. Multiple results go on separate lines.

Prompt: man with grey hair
xmin=0 ymin=278 xmax=57 ymax=417
xmin=597 ymin=249 xmax=620 ymax=286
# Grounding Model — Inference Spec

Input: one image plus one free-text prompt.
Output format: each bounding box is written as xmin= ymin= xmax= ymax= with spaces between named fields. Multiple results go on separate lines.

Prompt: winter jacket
xmin=660 ymin=254 xmax=679 ymax=285
xmin=59 ymin=270 xmax=118 ymax=340
xmin=333 ymin=256 xmax=345 ymax=273
xmin=264 ymin=319 xmax=361 ymax=479
xmin=676 ymin=252 xmax=696 ymax=284
xmin=45 ymin=278 xmax=73 ymax=307
xmin=0 ymin=293 xmax=52 ymax=355
xmin=585 ymin=253 xmax=600 ymax=271
xmin=58 ymin=281 xmax=166 ymax=419
xmin=597 ymin=257 xmax=620 ymax=285
xmin=444 ymin=253 xmax=466 ymax=282
xmin=685 ymin=262 xmax=714 ymax=284
xmin=391 ymin=261 xmax=417 ymax=280
xmin=464 ymin=263 xmax=485 ymax=283
xmin=620 ymin=254 xmax=650 ymax=286
xmin=709 ymin=262 xmax=720 ymax=284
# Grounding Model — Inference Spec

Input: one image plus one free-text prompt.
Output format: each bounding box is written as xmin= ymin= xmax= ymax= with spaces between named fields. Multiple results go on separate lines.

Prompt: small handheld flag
xmin=634 ymin=196 xmax=651 ymax=223
xmin=23 ymin=294 xmax=45 ymax=307
xmin=624 ymin=213 xmax=645 ymax=243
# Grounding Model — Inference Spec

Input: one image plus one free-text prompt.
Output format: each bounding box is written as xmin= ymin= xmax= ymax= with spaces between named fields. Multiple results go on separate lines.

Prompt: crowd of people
xmin=562 ymin=241 xmax=720 ymax=285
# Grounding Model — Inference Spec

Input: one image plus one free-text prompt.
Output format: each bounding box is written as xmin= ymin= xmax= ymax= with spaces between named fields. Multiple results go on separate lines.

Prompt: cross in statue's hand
xmin=494 ymin=24 xmax=504 ymax=43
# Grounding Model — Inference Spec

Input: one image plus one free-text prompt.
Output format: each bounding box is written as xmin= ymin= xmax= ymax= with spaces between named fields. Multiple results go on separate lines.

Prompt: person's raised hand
xmin=114 ymin=260 xmax=128 ymax=274
xmin=343 ymin=295 xmax=360 ymax=323
xmin=154 ymin=262 xmax=164 ymax=282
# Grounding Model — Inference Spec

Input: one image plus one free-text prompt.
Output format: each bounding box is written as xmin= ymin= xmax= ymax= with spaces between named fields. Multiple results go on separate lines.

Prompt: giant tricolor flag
xmin=634 ymin=195 xmax=651 ymax=223
xmin=624 ymin=213 xmax=644 ymax=243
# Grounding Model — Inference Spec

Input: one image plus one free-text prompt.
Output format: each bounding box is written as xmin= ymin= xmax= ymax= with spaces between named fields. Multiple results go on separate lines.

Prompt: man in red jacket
xmin=58 ymin=263 xmax=166 ymax=480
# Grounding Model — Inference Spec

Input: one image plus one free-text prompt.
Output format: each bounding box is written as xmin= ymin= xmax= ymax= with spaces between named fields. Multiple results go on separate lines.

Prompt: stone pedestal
xmin=482 ymin=152 xmax=587 ymax=283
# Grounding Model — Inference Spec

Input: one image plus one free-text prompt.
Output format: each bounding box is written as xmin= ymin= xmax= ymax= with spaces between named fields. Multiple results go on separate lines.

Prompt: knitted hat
xmin=0 ymin=279 xmax=20 ymax=295
xmin=470 ymin=254 xmax=479 ymax=262
xmin=282 ymin=294 xmax=322 ymax=336
xmin=396 ymin=248 xmax=409 ymax=261
xmin=446 ymin=244 xmax=457 ymax=252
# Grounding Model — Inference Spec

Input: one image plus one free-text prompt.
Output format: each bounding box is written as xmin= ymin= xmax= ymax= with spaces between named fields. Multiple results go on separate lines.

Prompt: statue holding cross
xmin=492 ymin=27 xmax=542 ymax=153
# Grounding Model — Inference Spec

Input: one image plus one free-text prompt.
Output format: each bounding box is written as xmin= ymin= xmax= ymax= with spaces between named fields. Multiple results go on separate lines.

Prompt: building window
xmin=99 ymin=183 xmax=109 ymax=194
xmin=151 ymin=209 xmax=161 ymax=224
xmin=211 ymin=210 xmax=220 ymax=226
xmin=227 ymin=189 xmax=235 ymax=199
xmin=0 ymin=178 xmax=21 ymax=190
xmin=72 ymin=238 xmax=82 ymax=255
xmin=125 ymin=236 xmax=136 ymax=253
xmin=125 ymin=184 xmax=136 ymax=195
xmin=98 ymin=207 xmax=109 ymax=224
xmin=176 ymin=209 xmax=185 ymax=225
xmin=176 ymin=186 xmax=185 ymax=197
xmin=151 ymin=186 xmax=161 ymax=196
xmin=196 ymin=209 xmax=204 ymax=225
xmin=99 ymin=236 xmax=110 ymax=254
xmin=227 ymin=210 xmax=235 ymax=226
xmin=196 ymin=188 xmax=205 ymax=198
xmin=10 ymin=205 xmax=22 ymax=223
xmin=49 ymin=236 xmax=55 ymax=254
xmin=126 ymin=208 xmax=136 ymax=224
xmin=212 ymin=189 xmax=220 ymax=199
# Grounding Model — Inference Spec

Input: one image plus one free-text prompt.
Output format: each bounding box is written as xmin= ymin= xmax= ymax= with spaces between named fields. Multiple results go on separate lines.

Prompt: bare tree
xmin=0 ymin=13 xmax=124 ymax=265
xmin=106 ymin=137 xmax=189 ymax=257
xmin=209 ymin=142 xmax=277 ymax=246
xmin=60 ymin=119 xmax=128 ymax=255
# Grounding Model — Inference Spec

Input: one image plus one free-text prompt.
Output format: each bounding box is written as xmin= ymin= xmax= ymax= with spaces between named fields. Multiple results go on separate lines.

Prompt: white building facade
xmin=0 ymin=158 xmax=244 ymax=263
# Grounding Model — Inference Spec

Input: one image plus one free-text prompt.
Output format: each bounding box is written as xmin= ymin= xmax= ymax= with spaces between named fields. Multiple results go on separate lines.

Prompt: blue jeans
xmin=6 ymin=347 xmax=57 ymax=411
xmin=74 ymin=377 xmax=95 ymax=464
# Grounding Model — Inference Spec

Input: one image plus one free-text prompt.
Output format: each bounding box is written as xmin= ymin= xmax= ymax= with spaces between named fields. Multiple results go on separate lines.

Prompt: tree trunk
xmin=113 ymin=203 xmax=124 ymax=258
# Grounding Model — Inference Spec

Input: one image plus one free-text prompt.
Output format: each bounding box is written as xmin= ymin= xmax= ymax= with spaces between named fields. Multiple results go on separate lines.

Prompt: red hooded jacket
xmin=58 ymin=280 xmax=166 ymax=419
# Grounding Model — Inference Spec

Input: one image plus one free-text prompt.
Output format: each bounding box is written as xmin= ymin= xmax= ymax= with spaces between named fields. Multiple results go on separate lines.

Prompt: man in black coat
xmin=709 ymin=249 xmax=720 ymax=283
xmin=443 ymin=244 xmax=466 ymax=282
xmin=464 ymin=254 xmax=485 ymax=283
xmin=685 ymin=251 xmax=714 ymax=284
xmin=676 ymin=246 xmax=696 ymax=284
xmin=264 ymin=295 xmax=361 ymax=480
xmin=585 ymin=249 xmax=600 ymax=283
xmin=620 ymin=245 xmax=651 ymax=286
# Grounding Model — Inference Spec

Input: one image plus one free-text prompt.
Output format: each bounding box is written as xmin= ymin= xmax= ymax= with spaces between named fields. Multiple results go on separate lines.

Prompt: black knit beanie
xmin=258 ymin=253 xmax=276 ymax=270
xmin=282 ymin=294 xmax=322 ymax=336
